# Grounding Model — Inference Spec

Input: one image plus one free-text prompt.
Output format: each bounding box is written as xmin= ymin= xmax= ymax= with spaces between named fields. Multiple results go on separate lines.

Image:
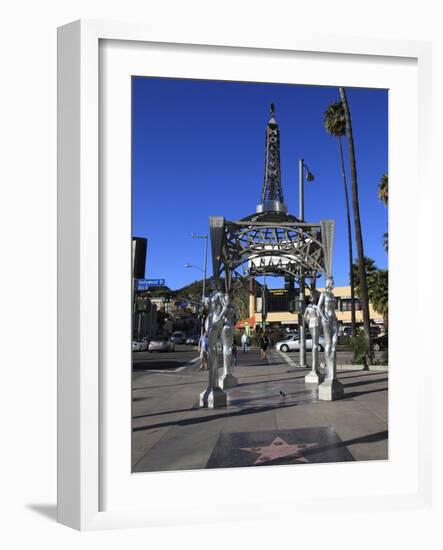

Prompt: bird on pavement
xmin=279 ymin=391 xmax=286 ymax=399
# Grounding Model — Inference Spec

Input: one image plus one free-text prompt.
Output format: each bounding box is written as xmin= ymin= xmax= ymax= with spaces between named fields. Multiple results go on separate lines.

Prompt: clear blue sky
xmin=132 ymin=77 xmax=388 ymax=290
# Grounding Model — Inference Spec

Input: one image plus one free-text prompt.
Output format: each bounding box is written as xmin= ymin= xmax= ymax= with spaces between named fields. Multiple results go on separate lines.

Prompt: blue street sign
xmin=136 ymin=278 xmax=165 ymax=290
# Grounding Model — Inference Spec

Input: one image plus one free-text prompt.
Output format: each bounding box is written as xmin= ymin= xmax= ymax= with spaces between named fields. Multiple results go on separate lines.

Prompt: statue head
xmin=326 ymin=276 xmax=334 ymax=291
xmin=310 ymin=289 xmax=320 ymax=305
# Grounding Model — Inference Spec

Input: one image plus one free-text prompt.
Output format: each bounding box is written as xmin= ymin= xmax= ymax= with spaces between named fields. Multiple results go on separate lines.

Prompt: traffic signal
xmin=132 ymin=237 xmax=147 ymax=279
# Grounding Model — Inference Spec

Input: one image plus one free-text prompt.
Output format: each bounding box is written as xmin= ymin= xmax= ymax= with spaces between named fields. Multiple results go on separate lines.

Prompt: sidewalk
xmin=132 ymin=348 xmax=388 ymax=472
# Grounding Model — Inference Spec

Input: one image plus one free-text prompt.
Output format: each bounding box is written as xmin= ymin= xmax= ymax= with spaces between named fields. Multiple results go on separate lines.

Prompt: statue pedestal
xmin=318 ymin=378 xmax=344 ymax=401
xmin=304 ymin=371 xmax=324 ymax=385
xmin=219 ymin=373 xmax=237 ymax=389
xmin=199 ymin=387 xmax=227 ymax=408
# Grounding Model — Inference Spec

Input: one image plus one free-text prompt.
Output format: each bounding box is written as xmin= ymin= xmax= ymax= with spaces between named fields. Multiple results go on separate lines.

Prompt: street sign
xmin=136 ymin=278 xmax=165 ymax=290
xmin=175 ymin=301 xmax=189 ymax=308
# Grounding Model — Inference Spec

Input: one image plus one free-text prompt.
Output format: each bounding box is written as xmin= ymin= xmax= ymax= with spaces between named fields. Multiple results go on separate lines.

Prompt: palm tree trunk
xmin=338 ymin=136 xmax=356 ymax=337
xmin=339 ymin=87 xmax=372 ymax=358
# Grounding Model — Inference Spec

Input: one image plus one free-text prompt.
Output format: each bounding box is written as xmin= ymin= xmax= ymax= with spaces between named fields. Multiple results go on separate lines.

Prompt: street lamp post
xmin=191 ymin=233 xmax=208 ymax=303
xmin=262 ymin=274 xmax=267 ymax=332
xmin=298 ymin=159 xmax=315 ymax=369
xmin=188 ymin=233 xmax=209 ymax=335
xmin=184 ymin=263 xmax=204 ymax=323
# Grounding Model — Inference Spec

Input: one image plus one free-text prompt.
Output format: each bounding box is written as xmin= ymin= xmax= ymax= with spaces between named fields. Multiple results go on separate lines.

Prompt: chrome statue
xmin=199 ymin=291 xmax=229 ymax=408
xmin=219 ymin=294 xmax=238 ymax=389
xmin=317 ymin=277 xmax=338 ymax=379
xmin=303 ymin=290 xmax=323 ymax=384
xmin=317 ymin=276 xmax=344 ymax=400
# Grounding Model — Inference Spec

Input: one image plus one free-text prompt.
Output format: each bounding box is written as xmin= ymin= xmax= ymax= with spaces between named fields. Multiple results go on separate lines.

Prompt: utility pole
xmin=191 ymin=233 xmax=208 ymax=334
xmin=298 ymin=159 xmax=307 ymax=368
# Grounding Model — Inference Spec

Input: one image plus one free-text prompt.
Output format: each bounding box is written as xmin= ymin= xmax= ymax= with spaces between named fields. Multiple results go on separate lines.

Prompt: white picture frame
xmin=57 ymin=19 xmax=434 ymax=531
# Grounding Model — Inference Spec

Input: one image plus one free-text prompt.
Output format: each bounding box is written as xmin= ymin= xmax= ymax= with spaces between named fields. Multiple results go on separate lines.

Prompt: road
xmin=132 ymin=344 xmax=199 ymax=372
xmin=132 ymin=345 xmax=385 ymax=375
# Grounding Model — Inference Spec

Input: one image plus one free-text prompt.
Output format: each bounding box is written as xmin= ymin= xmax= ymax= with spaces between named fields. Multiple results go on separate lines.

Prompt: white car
xmin=275 ymin=335 xmax=325 ymax=353
xmin=132 ymin=340 xmax=148 ymax=352
xmin=148 ymin=336 xmax=175 ymax=352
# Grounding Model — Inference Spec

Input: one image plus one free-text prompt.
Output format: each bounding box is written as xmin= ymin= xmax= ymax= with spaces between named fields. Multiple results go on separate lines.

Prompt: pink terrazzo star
xmin=240 ymin=436 xmax=319 ymax=465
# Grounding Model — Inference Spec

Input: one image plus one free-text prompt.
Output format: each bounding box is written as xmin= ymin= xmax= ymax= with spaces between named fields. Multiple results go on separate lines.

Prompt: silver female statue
xmin=317 ymin=276 xmax=339 ymax=380
xmin=219 ymin=294 xmax=238 ymax=389
xmin=303 ymin=291 xmax=322 ymax=383
xmin=199 ymin=290 xmax=229 ymax=407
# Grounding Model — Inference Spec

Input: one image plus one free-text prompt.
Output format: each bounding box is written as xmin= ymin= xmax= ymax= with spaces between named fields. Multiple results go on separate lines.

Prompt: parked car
xmin=170 ymin=331 xmax=186 ymax=344
xmin=186 ymin=334 xmax=199 ymax=345
xmin=275 ymin=335 xmax=325 ymax=352
xmin=132 ymin=340 xmax=148 ymax=352
xmin=341 ymin=326 xmax=352 ymax=337
xmin=148 ymin=336 xmax=175 ymax=352
xmin=371 ymin=333 xmax=388 ymax=351
xmin=370 ymin=325 xmax=382 ymax=337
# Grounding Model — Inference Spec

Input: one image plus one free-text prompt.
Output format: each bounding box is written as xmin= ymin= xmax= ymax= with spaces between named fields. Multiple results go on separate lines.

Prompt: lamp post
xmin=298 ymin=159 xmax=315 ymax=368
xmin=261 ymin=274 xmax=267 ymax=333
xmin=188 ymin=233 xmax=209 ymax=335
xmin=191 ymin=233 xmax=208 ymax=302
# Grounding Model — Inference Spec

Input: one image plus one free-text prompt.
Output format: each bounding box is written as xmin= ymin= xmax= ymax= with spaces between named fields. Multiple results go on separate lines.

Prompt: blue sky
xmin=132 ymin=77 xmax=388 ymax=290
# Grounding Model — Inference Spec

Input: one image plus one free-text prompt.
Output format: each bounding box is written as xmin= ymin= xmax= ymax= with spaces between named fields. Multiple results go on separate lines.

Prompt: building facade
xmin=250 ymin=285 xmax=385 ymax=333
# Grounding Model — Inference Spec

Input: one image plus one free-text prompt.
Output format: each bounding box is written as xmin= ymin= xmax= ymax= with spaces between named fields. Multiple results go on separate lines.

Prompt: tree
xmin=324 ymin=101 xmax=357 ymax=337
xmin=378 ymin=173 xmax=389 ymax=254
xmin=368 ymin=269 xmax=388 ymax=332
xmin=351 ymin=256 xmax=377 ymax=297
xmin=378 ymin=173 xmax=388 ymax=206
xmin=339 ymin=87 xmax=372 ymax=353
xmin=382 ymin=232 xmax=388 ymax=253
xmin=351 ymin=259 xmax=389 ymax=334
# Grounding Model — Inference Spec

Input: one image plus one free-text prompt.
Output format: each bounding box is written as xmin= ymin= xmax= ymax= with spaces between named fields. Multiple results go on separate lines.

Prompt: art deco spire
xmin=257 ymin=104 xmax=287 ymax=214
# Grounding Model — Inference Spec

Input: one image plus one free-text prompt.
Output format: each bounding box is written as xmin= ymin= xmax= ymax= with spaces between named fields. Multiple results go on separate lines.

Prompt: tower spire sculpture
xmin=257 ymin=103 xmax=288 ymax=214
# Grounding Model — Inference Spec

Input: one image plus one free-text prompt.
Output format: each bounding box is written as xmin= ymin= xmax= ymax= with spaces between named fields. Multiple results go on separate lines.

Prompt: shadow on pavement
xmin=133 ymin=401 xmax=297 ymax=433
xmin=342 ymin=377 xmax=388 ymax=389
xmin=344 ymin=387 xmax=388 ymax=399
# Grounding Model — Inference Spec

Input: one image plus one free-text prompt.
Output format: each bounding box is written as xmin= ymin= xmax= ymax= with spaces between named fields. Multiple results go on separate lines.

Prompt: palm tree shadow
xmin=26 ymin=504 xmax=57 ymax=522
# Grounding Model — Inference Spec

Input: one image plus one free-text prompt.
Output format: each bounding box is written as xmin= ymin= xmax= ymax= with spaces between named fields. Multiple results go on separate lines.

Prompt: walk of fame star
xmin=240 ymin=436 xmax=319 ymax=465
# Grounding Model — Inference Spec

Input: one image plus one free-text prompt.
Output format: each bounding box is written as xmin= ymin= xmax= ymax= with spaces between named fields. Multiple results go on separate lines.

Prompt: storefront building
xmin=250 ymin=285 xmax=385 ymax=333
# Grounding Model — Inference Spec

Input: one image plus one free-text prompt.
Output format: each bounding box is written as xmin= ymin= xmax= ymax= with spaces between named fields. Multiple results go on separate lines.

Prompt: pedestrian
xmin=231 ymin=341 xmax=237 ymax=367
xmin=241 ymin=331 xmax=249 ymax=353
xmin=198 ymin=331 xmax=209 ymax=370
xmin=260 ymin=332 xmax=270 ymax=360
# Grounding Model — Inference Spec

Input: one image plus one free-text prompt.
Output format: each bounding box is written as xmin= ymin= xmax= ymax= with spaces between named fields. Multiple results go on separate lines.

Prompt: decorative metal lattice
xmin=210 ymin=214 xmax=335 ymax=288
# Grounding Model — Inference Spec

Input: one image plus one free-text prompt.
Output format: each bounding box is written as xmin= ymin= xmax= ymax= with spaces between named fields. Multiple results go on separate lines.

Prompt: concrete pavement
xmin=132 ymin=347 xmax=388 ymax=472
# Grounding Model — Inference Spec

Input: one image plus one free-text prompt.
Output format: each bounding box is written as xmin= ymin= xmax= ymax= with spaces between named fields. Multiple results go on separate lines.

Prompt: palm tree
xmin=378 ymin=173 xmax=388 ymax=206
xmin=382 ymin=232 xmax=388 ymax=253
xmin=324 ymin=101 xmax=356 ymax=337
xmin=378 ymin=173 xmax=389 ymax=254
xmin=368 ymin=269 xmax=388 ymax=332
xmin=339 ymin=87 xmax=372 ymax=353
xmin=351 ymin=257 xmax=377 ymax=297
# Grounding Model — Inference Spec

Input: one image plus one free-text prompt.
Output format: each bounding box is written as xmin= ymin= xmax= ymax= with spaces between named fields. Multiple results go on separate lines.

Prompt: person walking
xmin=198 ymin=331 xmax=209 ymax=370
xmin=231 ymin=341 xmax=237 ymax=367
xmin=260 ymin=332 xmax=270 ymax=360
xmin=241 ymin=331 xmax=249 ymax=353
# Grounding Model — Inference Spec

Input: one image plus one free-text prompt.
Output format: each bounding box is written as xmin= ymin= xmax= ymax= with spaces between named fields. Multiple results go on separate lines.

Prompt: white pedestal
xmin=304 ymin=371 xmax=324 ymax=385
xmin=219 ymin=373 xmax=238 ymax=389
xmin=200 ymin=387 xmax=227 ymax=408
xmin=318 ymin=378 xmax=344 ymax=401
